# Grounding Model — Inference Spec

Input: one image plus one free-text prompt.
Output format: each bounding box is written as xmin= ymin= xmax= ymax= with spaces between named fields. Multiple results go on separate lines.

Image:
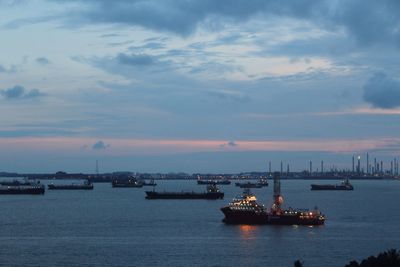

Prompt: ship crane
xmin=271 ymin=172 xmax=284 ymax=215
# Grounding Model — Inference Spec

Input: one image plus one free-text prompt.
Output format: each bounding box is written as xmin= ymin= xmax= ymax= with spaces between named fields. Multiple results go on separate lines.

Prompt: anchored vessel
xmin=48 ymin=179 xmax=93 ymax=190
xmin=142 ymin=179 xmax=157 ymax=186
xmin=112 ymin=177 xmax=143 ymax=188
xmin=197 ymin=179 xmax=231 ymax=185
xmin=0 ymin=179 xmax=34 ymax=186
xmin=221 ymin=172 xmax=325 ymax=225
xmin=145 ymin=184 xmax=224 ymax=199
xmin=0 ymin=184 xmax=45 ymax=195
xmin=311 ymin=178 xmax=353 ymax=190
xmin=235 ymin=178 xmax=268 ymax=188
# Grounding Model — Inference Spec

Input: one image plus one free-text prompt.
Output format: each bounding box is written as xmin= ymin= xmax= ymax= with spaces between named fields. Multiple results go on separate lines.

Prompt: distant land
xmin=0 ymin=169 xmax=398 ymax=183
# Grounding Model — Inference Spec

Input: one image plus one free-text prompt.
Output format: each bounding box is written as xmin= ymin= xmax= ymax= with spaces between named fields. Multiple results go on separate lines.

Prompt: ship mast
xmin=272 ymin=171 xmax=283 ymax=214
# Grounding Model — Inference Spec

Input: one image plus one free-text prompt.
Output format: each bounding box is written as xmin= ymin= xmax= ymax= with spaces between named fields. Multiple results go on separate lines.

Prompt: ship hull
xmin=145 ymin=191 xmax=224 ymax=199
xmin=112 ymin=183 xmax=143 ymax=188
xmin=311 ymin=184 xmax=353 ymax=190
xmin=221 ymin=207 xmax=268 ymax=224
xmin=0 ymin=186 xmax=45 ymax=195
xmin=197 ymin=180 xmax=231 ymax=185
xmin=48 ymin=184 xmax=93 ymax=190
xmin=221 ymin=208 xmax=325 ymax=226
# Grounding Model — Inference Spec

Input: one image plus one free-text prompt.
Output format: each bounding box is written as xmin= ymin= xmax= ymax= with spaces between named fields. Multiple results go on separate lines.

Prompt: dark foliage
xmin=345 ymin=249 xmax=400 ymax=267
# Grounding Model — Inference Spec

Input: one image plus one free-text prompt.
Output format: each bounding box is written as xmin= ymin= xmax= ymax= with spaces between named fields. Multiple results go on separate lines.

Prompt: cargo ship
xmin=235 ymin=178 xmax=268 ymax=188
xmin=311 ymin=178 xmax=353 ymax=190
xmin=0 ymin=179 xmax=34 ymax=186
xmin=235 ymin=182 xmax=263 ymax=188
xmin=197 ymin=178 xmax=231 ymax=185
xmin=221 ymin=172 xmax=325 ymax=225
xmin=0 ymin=184 xmax=45 ymax=195
xmin=48 ymin=179 xmax=93 ymax=190
xmin=145 ymin=184 xmax=224 ymax=199
xmin=112 ymin=177 xmax=143 ymax=188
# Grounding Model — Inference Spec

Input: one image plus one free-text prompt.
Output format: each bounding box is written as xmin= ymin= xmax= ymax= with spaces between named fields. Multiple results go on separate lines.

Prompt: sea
xmin=0 ymin=179 xmax=399 ymax=267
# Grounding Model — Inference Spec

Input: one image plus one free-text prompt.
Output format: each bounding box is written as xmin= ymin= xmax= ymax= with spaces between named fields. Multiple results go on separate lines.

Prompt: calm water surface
xmin=0 ymin=179 xmax=399 ymax=267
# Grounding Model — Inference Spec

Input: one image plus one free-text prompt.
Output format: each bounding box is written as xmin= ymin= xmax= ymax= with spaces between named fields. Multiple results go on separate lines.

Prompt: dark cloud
xmin=36 ymin=57 xmax=50 ymax=65
xmin=0 ymin=85 xmax=45 ymax=100
xmin=92 ymin=140 xmax=110 ymax=150
xmin=116 ymin=53 xmax=157 ymax=66
xmin=228 ymin=141 xmax=237 ymax=147
xmin=220 ymin=140 xmax=238 ymax=148
xmin=363 ymin=73 xmax=400 ymax=109
xmin=40 ymin=0 xmax=400 ymax=48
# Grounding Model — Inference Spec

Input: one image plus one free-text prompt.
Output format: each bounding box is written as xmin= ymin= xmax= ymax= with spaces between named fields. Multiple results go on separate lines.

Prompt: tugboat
xmin=112 ymin=177 xmax=143 ymax=188
xmin=145 ymin=183 xmax=224 ymax=199
xmin=311 ymin=178 xmax=354 ymax=190
xmin=48 ymin=179 xmax=93 ymax=190
xmin=221 ymin=172 xmax=325 ymax=225
xmin=0 ymin=182 xmax=45 ymax=195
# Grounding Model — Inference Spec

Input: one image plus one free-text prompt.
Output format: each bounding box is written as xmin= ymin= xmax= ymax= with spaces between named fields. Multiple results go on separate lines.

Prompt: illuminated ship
xmin=311 ymin=178 xmax=353 ymax=190
xmin=145 ymin=184 xmax=224 ymax=199
xmin=221 ymin=172 xmax=325 ymax=225
xmin=48 ymin=179 xmax=93 ymax=190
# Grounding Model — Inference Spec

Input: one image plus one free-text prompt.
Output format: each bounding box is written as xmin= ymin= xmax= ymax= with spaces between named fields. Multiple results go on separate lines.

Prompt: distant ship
xmin=0 ymin=179 xmax=34 ymax=186
xmin=221 ymin=172 xmax=325 ymax=225
xmin=145 ymin=184 xmax=224 ymax=199
xmin=197 ymin=178 xmax=231 ymax=185
xmin=235 ymin=182 xmax=263 ymax=188
xmin=48 ymin=180 xmax=93 ymax=190
xmin=112 ymin=177 xmax=143 ymax=188
xmin=142 ymin=179 xmax=157 ymax=186
xmin=0 ymin=184 xmax=45 ymax=195
xmin=235 ymin=178 xmax=268 ymax=188
xmin=311 ymin=178 xmax=354 ymax=190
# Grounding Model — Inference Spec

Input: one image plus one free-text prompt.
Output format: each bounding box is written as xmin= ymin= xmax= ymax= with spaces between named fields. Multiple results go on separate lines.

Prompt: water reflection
xmin=238 ymin=225 xmax=258 ymax=239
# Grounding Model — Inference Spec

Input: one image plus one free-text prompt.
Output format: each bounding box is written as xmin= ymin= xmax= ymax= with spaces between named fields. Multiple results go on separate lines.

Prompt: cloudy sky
xmin=0 ymin=0 xmax=399 ymax=173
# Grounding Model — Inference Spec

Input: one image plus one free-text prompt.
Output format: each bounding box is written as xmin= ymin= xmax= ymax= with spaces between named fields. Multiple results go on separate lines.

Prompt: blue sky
xmin=0 ymin=0 xmax=399 ymax=173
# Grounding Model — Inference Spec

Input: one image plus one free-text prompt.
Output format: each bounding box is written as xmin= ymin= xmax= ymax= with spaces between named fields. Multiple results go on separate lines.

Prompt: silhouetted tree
xmin=345 ymin=249 xmax=400 ymax=267
xmin=294 ymin=260 xmax=303 ymax=267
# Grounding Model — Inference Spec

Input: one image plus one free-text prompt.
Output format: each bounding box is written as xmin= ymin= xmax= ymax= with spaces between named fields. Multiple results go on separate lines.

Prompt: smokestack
xmin=352 ymin=156 xmax=355 ymax=173
xmin=269 ymin=161 xmax=272 ymax=175
xmin=374 ymin=158 xmax=377 ymax=174
xmin=367 ymin=153 xmax=369 ymax=174
xmin=391 ymin=161 xmax=393 ymax=175
xmin=321 ymin=160 xmax=324 ymax=174
xmin=381 ymin=161 xmax=383 ymax=174
xmin=280 ymin=161 xmax=283 ymax=174
xmin=287 ymin=164 xmax=289 ymax=175
xmin=310 ymin=161 xmax=312 ymax=174
xmin=357 ymin=156 xmax=361 ymax=174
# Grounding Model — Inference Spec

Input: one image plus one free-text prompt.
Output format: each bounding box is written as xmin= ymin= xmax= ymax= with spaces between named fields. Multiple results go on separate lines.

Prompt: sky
xmin=0 ymin=0 xmax=400 ymax=173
